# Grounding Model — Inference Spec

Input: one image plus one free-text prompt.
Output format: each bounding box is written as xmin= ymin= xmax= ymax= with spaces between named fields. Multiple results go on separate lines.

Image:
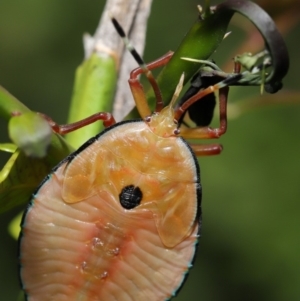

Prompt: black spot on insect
xmin=119 ymin=185 xmax=143 ymax=209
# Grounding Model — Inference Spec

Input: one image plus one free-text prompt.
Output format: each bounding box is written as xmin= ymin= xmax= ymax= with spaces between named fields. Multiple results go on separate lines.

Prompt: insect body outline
xmin=19 ymin=17 xmax=232 ymax=301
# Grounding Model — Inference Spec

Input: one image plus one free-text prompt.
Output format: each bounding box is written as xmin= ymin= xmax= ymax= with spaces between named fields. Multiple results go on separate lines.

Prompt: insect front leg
xmin=179 ymin=87 xmax=229 ymax=140
xmin=38 ymin=112 xmax=116 ymax=135
xmin=128 ymin=51 xmax=174 ymax=117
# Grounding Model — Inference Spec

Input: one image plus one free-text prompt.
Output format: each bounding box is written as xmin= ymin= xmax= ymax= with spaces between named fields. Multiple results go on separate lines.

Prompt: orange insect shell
xmin=19 ymin=103 xmax=201 ymax=300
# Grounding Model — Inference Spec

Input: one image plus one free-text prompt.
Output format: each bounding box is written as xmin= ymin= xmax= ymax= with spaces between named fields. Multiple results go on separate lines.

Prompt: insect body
xmin=19 ymin=18 xmax=232 ymax=301
xmin=20 ymin=118 xmax=200 ymax=301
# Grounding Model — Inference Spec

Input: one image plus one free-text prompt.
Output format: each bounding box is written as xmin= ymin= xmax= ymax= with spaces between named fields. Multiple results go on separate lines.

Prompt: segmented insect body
xmin=19 ymin=17 xmax=230 ymax=301
xmin=20 ymin=118 xmax=200 ymax=301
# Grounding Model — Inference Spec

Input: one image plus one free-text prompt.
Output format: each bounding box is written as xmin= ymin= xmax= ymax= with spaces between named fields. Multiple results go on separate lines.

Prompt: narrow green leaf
xmin=0 ymin=143 xmax=17 ymax=153
xmin=0 ymin=86 xmax=30 ymax=120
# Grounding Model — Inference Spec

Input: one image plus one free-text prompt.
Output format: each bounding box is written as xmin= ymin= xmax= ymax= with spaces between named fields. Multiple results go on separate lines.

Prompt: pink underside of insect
xmin=20 ymin=121 xmax=200 ymax=301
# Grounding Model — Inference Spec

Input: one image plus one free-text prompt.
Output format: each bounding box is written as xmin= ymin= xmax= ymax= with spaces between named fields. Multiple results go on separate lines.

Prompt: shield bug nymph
xmin=19 ymin=17 xmax=233 ymax=301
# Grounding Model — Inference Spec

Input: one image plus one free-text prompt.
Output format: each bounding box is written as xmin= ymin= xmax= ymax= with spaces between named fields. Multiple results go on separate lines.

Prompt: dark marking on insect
xmin=119 ymin=185 xmax=143 ymax=209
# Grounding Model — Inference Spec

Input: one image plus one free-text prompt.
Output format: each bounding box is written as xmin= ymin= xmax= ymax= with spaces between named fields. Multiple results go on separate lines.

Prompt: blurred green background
xmin=0 ymin=0 xmax=299 ymax=300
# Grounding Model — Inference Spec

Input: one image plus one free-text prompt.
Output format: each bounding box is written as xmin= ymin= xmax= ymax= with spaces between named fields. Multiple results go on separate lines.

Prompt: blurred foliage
xmin=0 ymin=0 xmax=300 ymax=301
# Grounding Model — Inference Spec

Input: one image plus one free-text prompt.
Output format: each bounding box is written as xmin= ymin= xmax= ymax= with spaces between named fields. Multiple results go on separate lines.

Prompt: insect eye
xmin=119 ymin=185 xmax=143 ymax=209
xmin=174 ymin=128 xmax=180 ymax=135
xmin=145 ymin=116 xmax=151 ymax=122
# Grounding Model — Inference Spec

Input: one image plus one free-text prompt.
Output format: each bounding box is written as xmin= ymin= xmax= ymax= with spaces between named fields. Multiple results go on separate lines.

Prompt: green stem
xmin=65 ymin=53 xmax=118 ymax=148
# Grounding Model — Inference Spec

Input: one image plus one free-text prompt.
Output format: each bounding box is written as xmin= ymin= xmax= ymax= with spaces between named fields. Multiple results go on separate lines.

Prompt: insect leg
xmin=128 ymin=51 xmax=173 ymax=117
xmin=189 ymin=143 xmax=223 ymax=156
xmin=178 ymin=87 xmax=229 ymax=139
xmin=38 ymin=112 xmax=116 ymax=135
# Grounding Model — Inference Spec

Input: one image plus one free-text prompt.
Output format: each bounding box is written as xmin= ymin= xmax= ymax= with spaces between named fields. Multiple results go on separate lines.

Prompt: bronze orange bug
xmin=19 ymin=17 xmax=239 ymax=301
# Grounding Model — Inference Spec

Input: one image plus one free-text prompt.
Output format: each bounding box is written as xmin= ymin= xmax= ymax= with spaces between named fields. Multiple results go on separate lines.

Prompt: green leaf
xmin=0 ymin=86 xmax=30 ymax=120
xmin=0 ymin=143 xmax=17 ymax=153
